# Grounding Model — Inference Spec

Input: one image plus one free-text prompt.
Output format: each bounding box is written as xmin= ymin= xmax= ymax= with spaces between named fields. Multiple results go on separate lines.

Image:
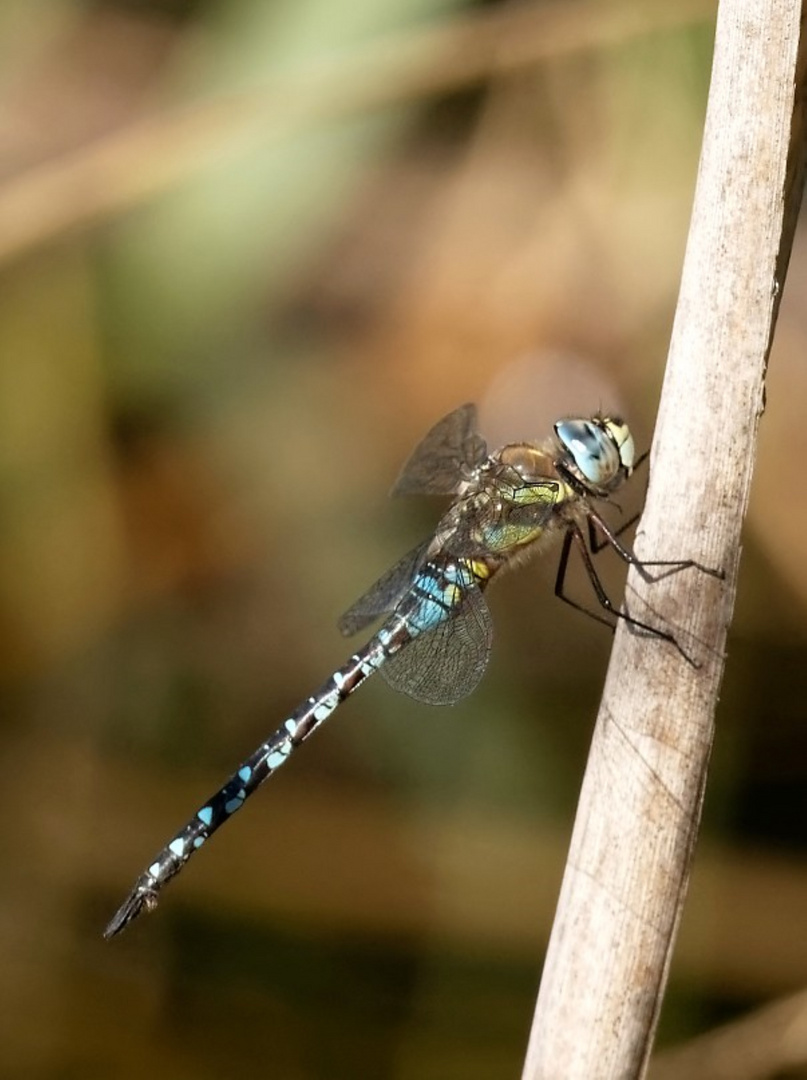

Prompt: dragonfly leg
xmin=555 ymin=529 xmax=617 ymax=634
xmin=555 ymin=525 xmax=698 ymax=663
xmin=589 ymin=510 xmax=640 ymax=554
xmin=586 ymin=511 xmax=724 ymax=583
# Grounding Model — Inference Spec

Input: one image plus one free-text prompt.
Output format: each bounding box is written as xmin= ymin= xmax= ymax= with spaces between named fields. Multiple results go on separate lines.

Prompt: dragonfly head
xmin=554 ymin=416 xmax=635 ymax=493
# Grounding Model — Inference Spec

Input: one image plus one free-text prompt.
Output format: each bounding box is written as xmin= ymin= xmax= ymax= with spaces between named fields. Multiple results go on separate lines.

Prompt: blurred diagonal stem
xmin=0 ymin=0 xmax=712 ymax=266
xmin=521 ymin=1 xmax=807 ymax=1078
xmin=649 ymin=986 xmax=807 ymax=1080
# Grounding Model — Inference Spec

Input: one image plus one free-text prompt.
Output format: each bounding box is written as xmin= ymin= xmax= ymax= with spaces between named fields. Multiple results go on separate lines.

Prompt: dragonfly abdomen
xmin=104 ymin=632 xmax=401 ymax=938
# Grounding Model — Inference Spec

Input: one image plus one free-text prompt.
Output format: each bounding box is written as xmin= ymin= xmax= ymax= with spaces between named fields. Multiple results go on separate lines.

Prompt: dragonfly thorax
xmin=554 ymin=417 xmax=634 ymax=494
xmin=495 ymin=443 xmax=556 ymax=484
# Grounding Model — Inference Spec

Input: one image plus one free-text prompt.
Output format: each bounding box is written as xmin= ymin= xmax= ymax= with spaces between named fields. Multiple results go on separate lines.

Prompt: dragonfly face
xmin=554 ymin=417 xmax=635 ymax=494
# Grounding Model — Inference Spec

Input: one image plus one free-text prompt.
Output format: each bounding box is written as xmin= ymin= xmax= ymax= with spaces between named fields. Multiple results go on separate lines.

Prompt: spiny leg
xmin=554 ymin=525 xmax=695 ymax=662
xmin=589 ymin=510 xmax=640 ymax=553
xmin=587 ymin=447 xmax=721 ymax=575
xmin=587 ymin=511 xmax=724 ymax=583
xmin=555 ymin=529 xmax=617 ymax=634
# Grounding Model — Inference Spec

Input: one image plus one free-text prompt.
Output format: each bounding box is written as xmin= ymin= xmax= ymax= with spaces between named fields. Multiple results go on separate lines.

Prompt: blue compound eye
xmin=555 ymin=418 xmax=628 ymax=487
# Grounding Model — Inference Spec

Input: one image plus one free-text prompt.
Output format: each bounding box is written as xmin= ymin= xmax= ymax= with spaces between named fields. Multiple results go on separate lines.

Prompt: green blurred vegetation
xmin=1 ymin=0 xmax=807 ymax=1077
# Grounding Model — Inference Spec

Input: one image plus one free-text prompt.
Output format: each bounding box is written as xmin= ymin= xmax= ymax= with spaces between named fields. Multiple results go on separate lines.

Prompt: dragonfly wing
xmin=381 ymin=585 xmax=493 ymax=705
xmin=338 ymin=542 xmax=429 ymax=637
xmin=391 ymin=404 xmax=488 ymax=497
xmin=442 ymin=481 xmax=561 ymax=558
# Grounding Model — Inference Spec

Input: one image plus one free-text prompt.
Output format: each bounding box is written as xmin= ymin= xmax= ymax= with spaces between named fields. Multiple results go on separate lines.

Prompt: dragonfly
xmin=105 ymin=404 xmax=719 ymax=938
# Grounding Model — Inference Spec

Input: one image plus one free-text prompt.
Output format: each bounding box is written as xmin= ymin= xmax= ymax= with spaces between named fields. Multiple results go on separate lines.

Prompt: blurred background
xmin=1 ymin=0 xmax=806 ymax=1077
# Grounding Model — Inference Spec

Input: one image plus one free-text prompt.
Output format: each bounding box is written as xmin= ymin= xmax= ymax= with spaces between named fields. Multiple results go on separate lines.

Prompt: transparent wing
xmin=439 ymin=480 xmax=561 ymax=559
xmin=391 ymin=403 xmax=488 ymax=497
xmin=381 ymin=585 xmax=493 ymax=705
xmin=338 ymin=542 xmax=429 ymax=637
